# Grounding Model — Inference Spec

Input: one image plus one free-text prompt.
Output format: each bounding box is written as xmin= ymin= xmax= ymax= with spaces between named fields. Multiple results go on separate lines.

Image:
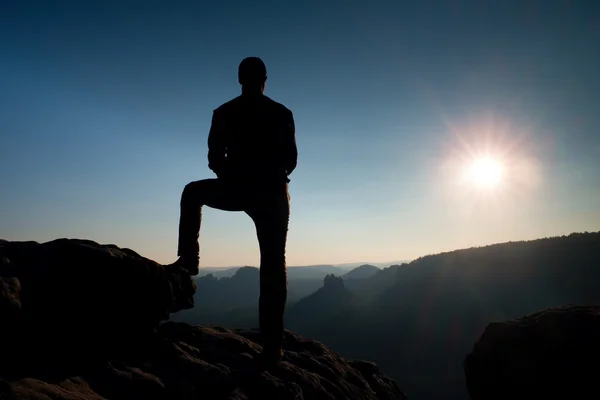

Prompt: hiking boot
xmin=166 ymin=255 xmax=199 ymax=276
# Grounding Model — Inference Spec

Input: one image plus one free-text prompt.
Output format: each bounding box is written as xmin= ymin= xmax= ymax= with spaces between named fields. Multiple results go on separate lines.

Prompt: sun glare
xmin=464 ymin=157 xmax=503 ymax=189
xmin=437 ymin=112 xmax=543 ymax=216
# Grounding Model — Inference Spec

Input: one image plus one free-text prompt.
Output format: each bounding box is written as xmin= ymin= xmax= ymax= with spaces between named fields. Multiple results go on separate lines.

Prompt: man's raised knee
xmin=181 ymin=181 xmax=203 ymax=204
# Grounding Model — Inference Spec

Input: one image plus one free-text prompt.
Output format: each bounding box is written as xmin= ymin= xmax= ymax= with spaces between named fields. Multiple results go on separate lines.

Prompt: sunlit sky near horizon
xmin=2 ymin=1 xmax=599 ymax=267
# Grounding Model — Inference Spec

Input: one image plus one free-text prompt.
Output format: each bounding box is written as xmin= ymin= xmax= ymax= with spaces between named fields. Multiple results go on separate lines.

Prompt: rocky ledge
xmin=464 ymin=305 xmax=600 ymax=400
xmin=0 ymin=238 xmax=406 ymax=400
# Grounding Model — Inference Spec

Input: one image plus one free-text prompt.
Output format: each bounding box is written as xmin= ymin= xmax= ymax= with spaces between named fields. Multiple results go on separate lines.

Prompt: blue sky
xmin=1 ymin=0 xmax=599 ymax=266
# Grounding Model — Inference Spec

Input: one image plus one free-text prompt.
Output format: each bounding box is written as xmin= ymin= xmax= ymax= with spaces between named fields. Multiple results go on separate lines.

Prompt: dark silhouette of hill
xmin=287 ymin=275 xmax=362 ymax=328
xmin=465 ymin=305 xmax=600 ymax=400
xmin=342 ymin=264 xmax=380 ymax=280
xmin=288 ymin=232 xmax=600 ymax=399
xmin=0 ymin=238 xmax=406 ymax=400
xmin=343 ymin=263 xmax=406 ymax=299
xmin=284 ymin=275 xmax=367 ymax=353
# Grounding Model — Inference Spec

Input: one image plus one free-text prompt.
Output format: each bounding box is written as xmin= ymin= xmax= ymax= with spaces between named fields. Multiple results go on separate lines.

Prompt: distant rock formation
xmin=0 ymin=238 xmax=406 ymax=400
xmin=323 ymin=273 xmax=345 ymax=291
xmin=285 ymin=273 xmax=361 ymax=337
xmin=464 ymin=305 xmax=600 ymax=400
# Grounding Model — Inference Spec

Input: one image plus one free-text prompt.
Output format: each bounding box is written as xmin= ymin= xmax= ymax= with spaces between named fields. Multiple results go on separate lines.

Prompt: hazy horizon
xmin=201 ymin=259 xmax=411 ymax=270
xmin=2 ymin=1 xmax=599 ymax=267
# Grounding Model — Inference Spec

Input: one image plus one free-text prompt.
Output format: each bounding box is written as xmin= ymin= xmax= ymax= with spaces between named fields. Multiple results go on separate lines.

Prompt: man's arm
xmin=207 ymin=110 xmax=227 ymax=177
xmin=284 ymin=110 xmax=298 ymax=176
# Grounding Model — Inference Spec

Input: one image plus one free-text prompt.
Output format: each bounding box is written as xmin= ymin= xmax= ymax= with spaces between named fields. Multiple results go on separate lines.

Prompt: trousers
xmin=177 ymin=178 xmax=290 ymax=350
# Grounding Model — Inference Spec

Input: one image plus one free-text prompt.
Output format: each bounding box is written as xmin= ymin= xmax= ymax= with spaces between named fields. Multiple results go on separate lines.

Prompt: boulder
xmin=0 ymin=238 xmax=196 ymax=364
xmin=464 ymin=305 xmax=600 ymax=399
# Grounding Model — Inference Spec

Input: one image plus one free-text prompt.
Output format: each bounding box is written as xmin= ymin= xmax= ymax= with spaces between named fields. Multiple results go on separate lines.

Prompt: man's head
xmin=238 ymin=57 xmax=267 ymax=92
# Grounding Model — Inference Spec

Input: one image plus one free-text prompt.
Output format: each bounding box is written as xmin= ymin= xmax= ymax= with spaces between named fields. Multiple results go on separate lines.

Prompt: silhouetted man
xmin=168 ymin=57 xmax=297 ymax=362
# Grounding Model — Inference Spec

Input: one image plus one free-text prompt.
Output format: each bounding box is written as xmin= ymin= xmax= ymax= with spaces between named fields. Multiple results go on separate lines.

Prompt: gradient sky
xmin=1 ymin=0 xmax=599 ymax=267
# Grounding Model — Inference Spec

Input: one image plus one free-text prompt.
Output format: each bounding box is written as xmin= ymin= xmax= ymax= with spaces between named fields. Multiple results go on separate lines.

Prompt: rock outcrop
xmin=0 ymin=238 xmax=196 ymax=360
xmin=323 ymin=273 xmax=345 ymax=291
xmin=464 ymin=305 xmax=600 ymax=400
xmin=0 ymin=238 xmax=406 ymax=400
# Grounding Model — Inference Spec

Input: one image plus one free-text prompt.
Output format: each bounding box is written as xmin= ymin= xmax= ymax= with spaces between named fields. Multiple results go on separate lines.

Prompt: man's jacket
xmin=207 ymin=93 xmax=297 ymax=186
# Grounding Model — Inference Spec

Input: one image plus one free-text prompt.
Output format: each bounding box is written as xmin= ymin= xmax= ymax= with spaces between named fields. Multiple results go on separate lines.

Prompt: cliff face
xmin=0 ymin=238 xmax=406 ymax=400
xmin=464 ymin=305 xmax=600 ymax=400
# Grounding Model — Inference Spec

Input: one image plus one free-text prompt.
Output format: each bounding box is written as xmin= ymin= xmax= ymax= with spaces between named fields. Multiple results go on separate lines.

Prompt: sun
xmin=463 ymin=156 xmax=504 ymax=189
xmin=437 ymin=112 xmax=544 ymax=214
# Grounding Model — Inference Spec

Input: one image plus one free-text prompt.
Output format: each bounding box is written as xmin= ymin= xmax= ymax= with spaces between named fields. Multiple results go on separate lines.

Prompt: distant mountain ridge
xmin=307 ymin=232 xmax=600 ymax=399
xmin=197 ymin=264 xmax=349 ymax=280
xmin=342 ymin=264 xmax=381 ymax=280
xmin=197 ymin=260 xmax=412 ymax=279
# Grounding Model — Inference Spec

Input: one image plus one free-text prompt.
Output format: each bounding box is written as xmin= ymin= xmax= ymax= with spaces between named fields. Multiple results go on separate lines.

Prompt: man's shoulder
xmin=212 ymin=95 xmax=293 ymax=120
xmin=262 ymin=95 xmax=292 ymax=115
xmin=213 ymin=96 xmax=243 ymax=114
